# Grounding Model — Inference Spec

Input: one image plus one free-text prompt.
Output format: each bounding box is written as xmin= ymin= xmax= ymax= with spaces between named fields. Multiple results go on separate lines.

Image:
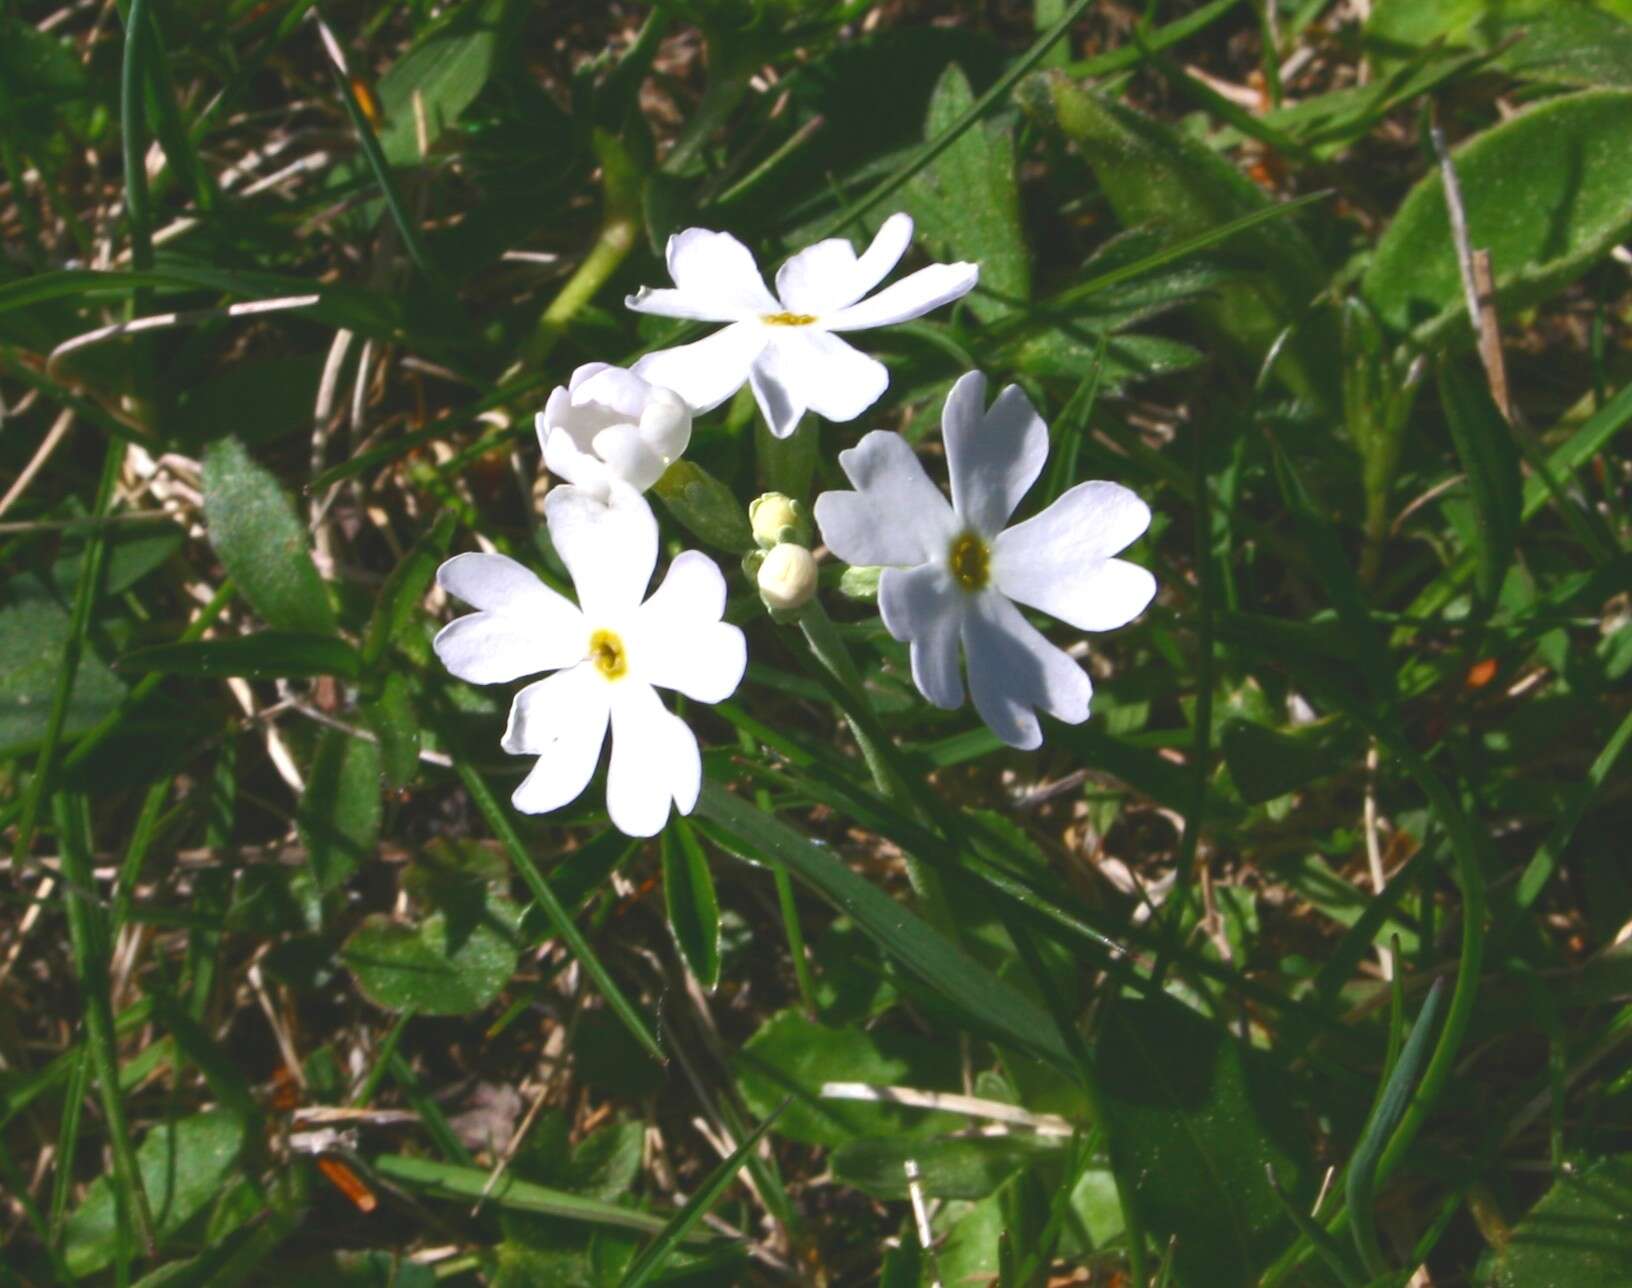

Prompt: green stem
xmin=53 ymin=793 xmax=158 ymax=1254
xmin=525 ymin=131 xmax=642 ymax=364
xmin=795 ymin=601 xmax=960 ymax=931
xmin=14 ymin=443 xmax=123 ymax=866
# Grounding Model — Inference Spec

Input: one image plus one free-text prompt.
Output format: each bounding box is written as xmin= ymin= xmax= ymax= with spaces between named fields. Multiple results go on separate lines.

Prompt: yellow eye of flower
xmin=761 ymin=311 xmax=818 ymax=327
xmin=948 ymin=531 xmax=990 ymax=592
xmin=589 ymin=629 xmax=628 ymax=680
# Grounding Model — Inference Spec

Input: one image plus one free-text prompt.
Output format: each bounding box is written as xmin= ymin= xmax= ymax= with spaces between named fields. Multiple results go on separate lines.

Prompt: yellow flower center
xmin=762 ymin=311 xmax=818 ymax=327
xmin=948 ymin=531 xmax=990 ymax=592
xmin=589 ymin=629 xmax=628 ymax=680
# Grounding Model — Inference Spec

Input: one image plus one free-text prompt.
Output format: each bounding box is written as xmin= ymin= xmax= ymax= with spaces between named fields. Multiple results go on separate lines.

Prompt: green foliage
xmin=201 ymin=437 xmax=335 ymax=635
xmin=1486 ymin=1156 xmax=1632 ymax=1286
xmin=1364 ymin=90 xmax=1632 ymax=343
xmin=7 ymin=2 xmax=1632 ymax=1283
xmin=62 ymin=1112 xmax=247 ymax=1277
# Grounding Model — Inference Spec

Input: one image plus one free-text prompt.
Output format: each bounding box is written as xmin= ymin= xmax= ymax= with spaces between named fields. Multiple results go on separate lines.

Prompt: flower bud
xmin=748 ymin=492 xmax=808 ymax=549
xmin=536 ymin=364 xmax=691 ymax=497
xmin=757 ymin=542 xmax=818 ymax=614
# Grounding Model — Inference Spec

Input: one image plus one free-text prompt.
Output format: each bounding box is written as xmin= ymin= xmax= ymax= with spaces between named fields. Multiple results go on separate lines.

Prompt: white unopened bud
xmin=749 ymin=492 xmax=807 ymax=549
xmin=757 ymin=543 xmax=818 ymax=613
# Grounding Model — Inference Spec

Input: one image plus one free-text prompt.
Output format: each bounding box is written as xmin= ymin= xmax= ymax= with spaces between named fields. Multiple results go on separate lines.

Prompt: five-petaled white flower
xmin=536 ymin=363 xmax=691 ymax=498
xmin=814 ymin=371 xmax=1156 ymax=749
xmin=433 ymin=486 xmax=746 ymax=837
xmin=626 ymin=212 xmax=978 ymax=439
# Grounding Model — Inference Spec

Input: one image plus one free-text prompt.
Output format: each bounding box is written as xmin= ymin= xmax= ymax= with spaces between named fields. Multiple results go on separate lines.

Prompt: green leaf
xmin=650 ymin=459 xmax=754 ymax=554
xmin=1364 ymin=89 xmax=1632 ymax=344
xmin=0 ymin=596 xmax=124 ymax=754
xmin=736 ymin=1008 xmax=961 ymax=1147
xmin=63 ymin=1110 xmax=248 ymax=1277
xmin=297 ymin=729 xmax=383 ymax=893
xmin=1017 ymin=70 xmax=1338 ymax=413
xmin=1486 ymin=1155 xmax=1632 ymax=1286
xmin=118 ymin=633 xmax=362 ymax=681
xmin=695 ymin=782 xmax=1073 ymax=1072
xmin=663 ymin=820 xmax=721 ymax=990
xmin=373 ymin=0 xmax=517 ymax=166
xmin=361 ymin=671 xmax=421 ymax=790
xmin=369 ymin=1154 xmax=682 ymax=1236
xmin=1220 ymin=718 xmax=1355 ymax=805
xmin=202 ymin=436 xmax=335 ymax=636
xmin=363 ymin=512 xmax=455 ymax=671
xmin=1439 ymin=359 xmax=1522 ymax=602
xmin=832 ymin=1135 xmax=1060 ymax=1200
xmin=904 ymin=62 xmax=1029 ymax=322
xmin=1095 ymin=996 xmax=1307 ymax=1288
xmin=343 ymin=900 xmax=520 ymax=1016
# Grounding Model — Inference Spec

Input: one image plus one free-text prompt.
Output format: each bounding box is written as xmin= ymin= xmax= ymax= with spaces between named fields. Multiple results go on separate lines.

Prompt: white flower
xmin=433 ymin=486 xmax=746 ymax=837
xmin=625 ymin=212 xmax=978 ymax=439
xmin=813 ymin=371 xmax=1156 ymax=750
xmin=535 ymin=363 xmax=691 ymax=497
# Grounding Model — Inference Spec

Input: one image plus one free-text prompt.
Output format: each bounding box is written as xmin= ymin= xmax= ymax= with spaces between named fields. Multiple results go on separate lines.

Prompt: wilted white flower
xmin=433 ymin=486 xmax=745 ymax=836
xmin=626 ymin=212 xmax=978 ymax=439
xmin=535 ymin=363 xmax=691 ymax=497
xmin=757 ymin=542 xmax=819 ymax=614
xmin=813 ymin=371 xmax=1156 ymax=749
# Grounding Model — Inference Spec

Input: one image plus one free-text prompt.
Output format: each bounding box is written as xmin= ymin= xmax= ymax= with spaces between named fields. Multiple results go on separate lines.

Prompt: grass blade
xmin=620 ymin=1102 xmax=786 ymax=1287
xmin=451 ymin=759 xmax=663 ymax=1064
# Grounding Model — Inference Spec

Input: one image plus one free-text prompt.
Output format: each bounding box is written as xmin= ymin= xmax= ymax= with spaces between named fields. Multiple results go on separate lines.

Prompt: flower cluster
xmin=435 ymin=215 xmax=1156 ymax=836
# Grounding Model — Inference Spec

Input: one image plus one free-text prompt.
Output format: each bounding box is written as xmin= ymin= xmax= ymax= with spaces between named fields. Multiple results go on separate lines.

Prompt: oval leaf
xmin=344 ymin=901 xmax=520 ymax=1016
xmin=833 ymin=1135 xmax=1059 ymax=1200
xmin=1364 ymin=89 xmax=1632 ymax=343
xmin=202 ymin=436 xmax=336 ymax=635
xmin=1488 ymin=1154 xmax=1632 ymax=1286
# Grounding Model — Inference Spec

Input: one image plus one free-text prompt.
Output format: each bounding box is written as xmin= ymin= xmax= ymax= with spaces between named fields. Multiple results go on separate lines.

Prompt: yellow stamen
xmin=948 ymin=531 xmax=990 ymax=592
xmin=762 ymin=311 xmax=818 ymax=327
xmin=589 ymin=629 xmax=628 ymax=680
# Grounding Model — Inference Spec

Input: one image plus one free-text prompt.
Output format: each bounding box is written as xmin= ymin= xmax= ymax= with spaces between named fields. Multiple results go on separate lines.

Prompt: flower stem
xmin=524 ymin=130 xmax=642 ymax=365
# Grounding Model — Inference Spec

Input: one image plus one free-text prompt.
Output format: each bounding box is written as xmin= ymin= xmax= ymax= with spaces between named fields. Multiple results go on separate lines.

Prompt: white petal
xmin=961 ymin=592 xmax=1093 ymax=750
xmin=992 ymin=481 xmax=1155 ymax=631
xmin=632 ymin=321 xmax=767 ymax=414
xmin=572 ymin=364 xmax=649 ymax=419
xmin=775 ymin=238 xmax=862 ymax=315
xmin=508 ymin=670 xmax=611 ymax=815
xmin=433 ymin=553 xmax=584 ymax=682
xmin=824 ymin=261 xmax=979 ymax=331
xmin=591 ymin=424 xmax=666 ymax=493
xmin=433 ymin=614 xmax=547 ymax=684
xmin=943 ymin=373 xmax=1048 ymax=537
xmin=542 ymin=425 xmax=612 ymax=496
xmin=631 ymin=550 xmax=745 ymax=701
xmin=814 ymin=430 xmax=958 ymax=567
xmin=536 ymin=386 xmax=573 ymax=457
xmin=567 ymin=361 xmax=614 ymax=394
xmin=879 ymin=563 xmax=965 ymax=709
xmin=437 ymin=552 xmax=559 ymax=614
xmin=630 ymin=227 xmax=779 ymax=321
xmin=749 ymin=345 xmax=806 ymax=440
xmin=605 ymin=682 xmax=701 ymax=837
xmin=750 ymin=331 xmax=887 ymax=435
xmin=848 ymin=212 xmax=917 ymax=303
xmin=543 ymin=483 xmax=657 ymax=620
xmin=772 ymin=215 xmax=916 ymax=315
xmin=638 ymin=385 xmax=692 ymax=464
